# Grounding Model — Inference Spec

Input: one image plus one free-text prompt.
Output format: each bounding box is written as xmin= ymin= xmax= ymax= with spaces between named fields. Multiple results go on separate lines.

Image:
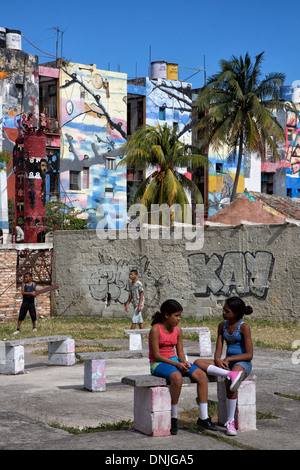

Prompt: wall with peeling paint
xmin=0 ymin=48 xmax=39 ymax=239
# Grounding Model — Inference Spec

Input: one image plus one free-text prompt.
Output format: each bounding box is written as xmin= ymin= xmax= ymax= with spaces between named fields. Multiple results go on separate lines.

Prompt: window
xmin=159 ymin=107 xmax=166 ymax=120
xmin=105 ymin=157 xmax=115 ymax=170
xmin=16 ymin=83 xmax=23 ymax=100
xmin=137 ymin=99 xmax=144 ymax=127
xmin=216 ymin=163 xmax=223 ymax=173
xmin=70 ymin=171 xmax=80 ymax=190
xmin=82 ymin=168 xmax=89 ymax=189
xmin=105 ymin=187 xmax=114 ymax=198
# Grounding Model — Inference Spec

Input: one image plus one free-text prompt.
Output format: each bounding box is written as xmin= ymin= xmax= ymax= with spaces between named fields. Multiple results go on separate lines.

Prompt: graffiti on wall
xmin=88 ymin=254 xmax=170 ymax=310
xmin=188 ymin=251 xmax=275 ymax=300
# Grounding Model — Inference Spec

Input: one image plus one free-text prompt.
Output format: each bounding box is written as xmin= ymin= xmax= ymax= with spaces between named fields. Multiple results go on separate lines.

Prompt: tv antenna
xmin=48 ymin=26 xmax=69 ymax=65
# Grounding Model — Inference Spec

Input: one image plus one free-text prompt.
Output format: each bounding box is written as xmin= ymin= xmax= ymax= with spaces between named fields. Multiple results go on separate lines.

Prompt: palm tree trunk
xmin=230 ymin=131 xmax=244 ymax=202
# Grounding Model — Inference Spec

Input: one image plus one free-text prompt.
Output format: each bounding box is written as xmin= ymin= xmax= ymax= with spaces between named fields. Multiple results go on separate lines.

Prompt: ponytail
xmin=225 ymin=297 xmax=253 ymax=320
xmin=151 ymin=311 xmax=164 ymax=325
xmin=151 ymin=299 xmax=183 ymax=326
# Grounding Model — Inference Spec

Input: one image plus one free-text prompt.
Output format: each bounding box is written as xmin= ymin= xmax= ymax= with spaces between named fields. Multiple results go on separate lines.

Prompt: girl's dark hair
xmin=151 ymin=299 xmax=183 ymax=326
xmin=225 ymin=297 xmax=253 ymax=319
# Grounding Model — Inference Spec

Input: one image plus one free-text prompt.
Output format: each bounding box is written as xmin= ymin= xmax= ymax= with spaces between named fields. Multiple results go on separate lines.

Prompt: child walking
xmin=14 ymin=272 xmax=37 ymax=334
xmin=149 ymin=299 xmax=217 ymax=435
xmin=125 ymin=269 xmax=144 ymax=329
xmin=194 ymin=296 xmax=253 ymax=436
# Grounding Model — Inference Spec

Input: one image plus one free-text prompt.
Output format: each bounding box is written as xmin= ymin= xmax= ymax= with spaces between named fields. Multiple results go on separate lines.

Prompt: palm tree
xmin=117 ymin=123 xmax=207 ymax=225
xmin=195 ymin=51 xmax=286 ymax=201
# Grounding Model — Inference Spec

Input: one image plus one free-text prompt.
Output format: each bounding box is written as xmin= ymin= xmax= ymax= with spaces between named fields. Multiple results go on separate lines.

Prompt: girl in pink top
xmin=149 ymin=299 xmax=217 ymax=435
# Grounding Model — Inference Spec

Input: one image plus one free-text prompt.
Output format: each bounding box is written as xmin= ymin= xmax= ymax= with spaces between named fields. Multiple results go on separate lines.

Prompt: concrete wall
xmin=52 ymin=224 xmax=300 ymax=322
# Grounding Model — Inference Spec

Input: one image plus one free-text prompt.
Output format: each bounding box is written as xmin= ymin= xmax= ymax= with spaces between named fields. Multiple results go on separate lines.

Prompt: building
xmin=57 ymin=61 xmax=128 ymax=229
xmin=0 ymin=28 xmax=39 ymax=242
xmin=127 ymin=61 xmax=199 ymax=209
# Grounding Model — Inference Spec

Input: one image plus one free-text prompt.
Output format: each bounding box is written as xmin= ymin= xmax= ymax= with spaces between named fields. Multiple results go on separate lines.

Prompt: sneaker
xmin=13 ymin=329 xmax=20 ymax=335
xmin=227 ymin=370 xmax=244 ymax=392
xmin=196 ymin=417 xmax=218 ymax=432
xmin=225 ymin=419 xmax=237 ymax=436
xmin=32 ymin=328 xmax=37 ymax=332
xmin=170 ymin=417 xmax=178 ymax=435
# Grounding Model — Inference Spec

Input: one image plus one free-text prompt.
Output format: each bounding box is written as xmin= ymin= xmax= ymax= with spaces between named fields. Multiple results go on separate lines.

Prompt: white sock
xmin=226 ymin=398 xmax=237 ymax=422
xmin=207 ymin=365 xmax=229 ymax=378
xmin=199 ymin=402 xmax=208 ymax=420
xmin=171 ymin=404 xmax=178 ymax=418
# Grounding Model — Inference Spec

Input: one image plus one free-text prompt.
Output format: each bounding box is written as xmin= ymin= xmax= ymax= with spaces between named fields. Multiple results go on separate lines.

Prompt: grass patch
xmin=50 ymin=420 xmax=134 ymax=435
xmin=256 ymin=410 xmax=278 ymax=420
xmin=274 ymin=392 xmax=300 ymax=401
xmin=0 ymin=316 xmax=299 ymax=351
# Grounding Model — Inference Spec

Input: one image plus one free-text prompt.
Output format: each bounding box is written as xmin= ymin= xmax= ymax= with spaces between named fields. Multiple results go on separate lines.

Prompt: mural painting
xmin=59 ymin=63 xmax=128 ymax=228
xmin=145 ymin=77 xmax=193 ymax=144
xmin=207 ymin=152 xmax=245 ymax=217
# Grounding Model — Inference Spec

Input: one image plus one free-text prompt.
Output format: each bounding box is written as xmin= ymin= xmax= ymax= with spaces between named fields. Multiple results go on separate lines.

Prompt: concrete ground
xmin=0 ymin=339 xmax=299 ymax=451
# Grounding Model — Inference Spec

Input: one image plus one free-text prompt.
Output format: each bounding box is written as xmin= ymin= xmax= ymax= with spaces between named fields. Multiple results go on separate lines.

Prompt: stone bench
xmin=121 ymin=374 xmax=257 ymax=437
xmin=76 ymin=350 xmax=148 ymax=391
xmin=124 ymin=327 xmax=212 ymax=357
xmin=0 ymin=335 xmax=75 ymax=375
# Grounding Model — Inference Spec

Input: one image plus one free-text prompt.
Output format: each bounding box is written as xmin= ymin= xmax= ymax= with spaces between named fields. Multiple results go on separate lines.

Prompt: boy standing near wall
xmin=13 ymin=272 xmax=37 ymax=334
xmin=125 ymin=269 xmax=144 ymax=329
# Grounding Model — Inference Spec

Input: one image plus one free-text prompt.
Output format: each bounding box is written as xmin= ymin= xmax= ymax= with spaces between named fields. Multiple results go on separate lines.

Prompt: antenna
xmin=48 ymin=26 xmax=69 ymax=65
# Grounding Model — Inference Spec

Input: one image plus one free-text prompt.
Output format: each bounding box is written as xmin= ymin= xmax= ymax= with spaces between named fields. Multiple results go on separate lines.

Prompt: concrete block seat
xmin=0 ymin=335 xmax=75 ymax=375
xmin=124 ymin=327 xmax=212 ymax=357
xmin=121 ymin=374 xmax=257 ymax=437
xmin=75 ymin=350 xmax=148 ymax=392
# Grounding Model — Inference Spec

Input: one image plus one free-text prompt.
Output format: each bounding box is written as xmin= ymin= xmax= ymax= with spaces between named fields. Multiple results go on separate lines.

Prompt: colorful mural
xmin=59 ymin=62 xmax=127 ymax=229
xmin=207 ymin=149 xmax=245 ymax=217
xmin=145 ymin=77 xmax=192 ymax=144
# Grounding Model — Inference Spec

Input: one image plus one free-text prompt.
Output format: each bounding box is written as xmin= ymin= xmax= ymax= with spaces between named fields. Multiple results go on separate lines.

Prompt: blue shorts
xmin=228 ymin=360 xmax=252 ymax=377
xmin=150 ymin=356 xmax=199 ymax=380
xmin=132 ymin=307 xmax=143 ymax=324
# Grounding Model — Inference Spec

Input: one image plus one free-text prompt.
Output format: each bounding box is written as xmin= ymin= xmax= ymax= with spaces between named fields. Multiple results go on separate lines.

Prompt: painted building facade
xmin=127 ymin=64 xmax=195 ymax=207
xmin=0 ymin=41 xmax=39 ymax=242
xmin=281 ymin=86 xmax=300 ymax=198
xmin=59 ymin=62 xmax=128 ymax=229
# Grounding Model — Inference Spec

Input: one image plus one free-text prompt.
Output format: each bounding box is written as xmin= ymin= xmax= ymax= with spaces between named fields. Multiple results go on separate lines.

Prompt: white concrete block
xmin=48 ymin=339 xmax=75 ymax=354
xmin=217 ymin=378 xmax=257 ymax=431
xmin=48 ymin=352 xmax=75 ymax=366
xmin=199 ymin=329 xmax=212 ymax=356
xmin=134 ymin=405 xmax=171 ymax=437
xmin=134 ymin=386 xmax=171 ymax=412
xmin=84 ymin=359 xmax=106 ymax=392
xmin=129 ymin=334 xmax=143 ymax=350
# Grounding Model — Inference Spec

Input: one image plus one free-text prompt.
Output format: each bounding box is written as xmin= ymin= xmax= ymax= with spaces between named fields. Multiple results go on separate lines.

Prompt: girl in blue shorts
xmin=194 ymin=296 xmax=253 ymax=436
xmin=149 ymin=299 xmax=217 ymax=435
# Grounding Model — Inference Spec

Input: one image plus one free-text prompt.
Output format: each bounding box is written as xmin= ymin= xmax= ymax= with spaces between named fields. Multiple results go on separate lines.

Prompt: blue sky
xmin=1 ymin=0 xmax=298 ymax=89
